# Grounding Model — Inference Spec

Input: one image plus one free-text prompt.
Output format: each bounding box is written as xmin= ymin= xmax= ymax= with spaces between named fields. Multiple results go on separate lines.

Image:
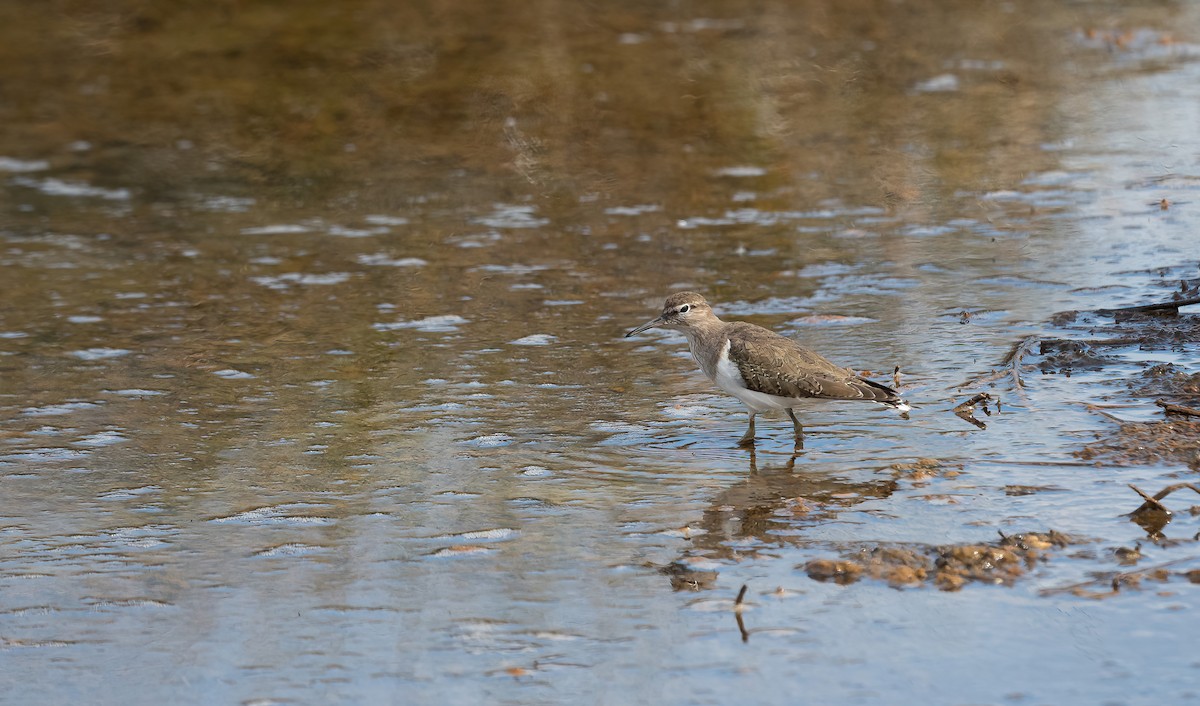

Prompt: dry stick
xmin=1156 ymin=400 xmax=1200 ymax=418
xmin=1096 ymin=295 xmax=1200 ymax=315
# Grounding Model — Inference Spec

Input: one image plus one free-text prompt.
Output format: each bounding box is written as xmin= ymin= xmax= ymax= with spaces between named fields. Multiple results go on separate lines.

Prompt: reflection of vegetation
xmin=0 ymin=0 xmax=1103 ymax=205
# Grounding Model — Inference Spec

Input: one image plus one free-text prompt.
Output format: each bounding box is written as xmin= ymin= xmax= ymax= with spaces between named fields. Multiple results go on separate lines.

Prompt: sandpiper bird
xmin=626 ymin=292 xmax=909 ymax=446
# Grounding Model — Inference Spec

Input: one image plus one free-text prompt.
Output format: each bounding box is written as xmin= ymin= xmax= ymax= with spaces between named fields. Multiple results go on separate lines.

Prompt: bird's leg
xmin=737 ymin=413 xmax=756 ymax=447
xmin=786 ymin=408 xmax=804 ymax=446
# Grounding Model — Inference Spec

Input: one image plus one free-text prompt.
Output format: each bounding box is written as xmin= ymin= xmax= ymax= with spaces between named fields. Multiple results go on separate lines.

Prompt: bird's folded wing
xmin=729 ymin=330 xmax=894 ymax=402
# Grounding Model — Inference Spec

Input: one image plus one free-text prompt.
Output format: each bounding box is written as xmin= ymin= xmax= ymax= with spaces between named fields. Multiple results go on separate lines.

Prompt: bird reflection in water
xmin=658 ymin=449 xmax=898 ymax=591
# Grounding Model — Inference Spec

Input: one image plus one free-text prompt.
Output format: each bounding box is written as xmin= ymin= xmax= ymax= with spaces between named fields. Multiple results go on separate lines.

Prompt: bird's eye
xmin=679 ymin=304 xmax=691 ymax=313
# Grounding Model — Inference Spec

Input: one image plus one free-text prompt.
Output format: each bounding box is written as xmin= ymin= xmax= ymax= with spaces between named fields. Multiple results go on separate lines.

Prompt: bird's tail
xmin=858 ymin=377 xmax=909 ymax=412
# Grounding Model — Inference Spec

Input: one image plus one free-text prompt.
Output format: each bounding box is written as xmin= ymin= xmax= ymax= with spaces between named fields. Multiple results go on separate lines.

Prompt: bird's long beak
xmin=625 ymin=315 xmax=665 ymax=337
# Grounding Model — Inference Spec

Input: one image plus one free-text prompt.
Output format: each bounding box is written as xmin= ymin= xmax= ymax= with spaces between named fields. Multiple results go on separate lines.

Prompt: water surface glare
xmin=2 ymin=2 xmax=1200 ymax=704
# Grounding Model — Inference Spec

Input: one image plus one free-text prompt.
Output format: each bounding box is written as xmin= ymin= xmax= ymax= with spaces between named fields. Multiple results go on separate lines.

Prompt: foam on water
xmin=373 ymin=315 xmax=469 ymax=332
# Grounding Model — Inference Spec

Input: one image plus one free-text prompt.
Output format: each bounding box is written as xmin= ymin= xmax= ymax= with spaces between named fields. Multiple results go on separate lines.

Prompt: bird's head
xmin=625 ymin=292 xmax=713 ymax=337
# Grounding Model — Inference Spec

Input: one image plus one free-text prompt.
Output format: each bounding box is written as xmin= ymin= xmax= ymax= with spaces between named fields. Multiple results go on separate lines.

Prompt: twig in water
xmin=1111 ymin=556 xmax=1199 ymax=592
xmin=1096 ymin=295 xmax=1200 ymax=316
xmin=1040 ymin=556 xmax=1199 ymax=597
xmin=1128 ymin=484 xmax=1172 ymax=515
xmin=975 ymin=458 xmax=1097 ymax=467
xmin=1128 ymin=483 xmax=1200 ymax=537
xmin=961 ymin=368 xmax=1009 ymax=388
xmin=1081 ymin=403 xmax=1127 ymax=423
xmin=1156 ymin=400 xmax=1200 ymax=418
xmin=959 ymin=336 xmax=1037 ymax=400
xmin=1001 ymin=336 xmax=1038 ymax=399
xmin=734 ymin=584 xmax=750 ymax=643
xmin=1129 ymin=482 xmax=1200 ymax=517
xmin=953 ymin=393 xmax=993 ymax=430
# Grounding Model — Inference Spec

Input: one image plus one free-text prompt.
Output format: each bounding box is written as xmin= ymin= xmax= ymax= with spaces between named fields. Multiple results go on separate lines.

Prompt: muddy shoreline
xmin=783 ymin=266 xmax=1200 ymax=593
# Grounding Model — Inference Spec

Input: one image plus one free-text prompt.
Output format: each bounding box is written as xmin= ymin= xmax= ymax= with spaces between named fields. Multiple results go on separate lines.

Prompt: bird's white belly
xmin=710 ymin=340 xmax=797 ymax=413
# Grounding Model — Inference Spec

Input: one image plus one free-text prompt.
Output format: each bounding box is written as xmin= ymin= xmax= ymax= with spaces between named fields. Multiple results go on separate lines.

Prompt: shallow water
xmin=3 ymin=1 xmax=1200 ymax=704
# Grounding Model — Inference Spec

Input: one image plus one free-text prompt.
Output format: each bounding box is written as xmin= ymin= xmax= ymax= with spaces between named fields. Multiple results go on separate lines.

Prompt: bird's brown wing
xmin=726 ymin=323 xmax=900 ymax=402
